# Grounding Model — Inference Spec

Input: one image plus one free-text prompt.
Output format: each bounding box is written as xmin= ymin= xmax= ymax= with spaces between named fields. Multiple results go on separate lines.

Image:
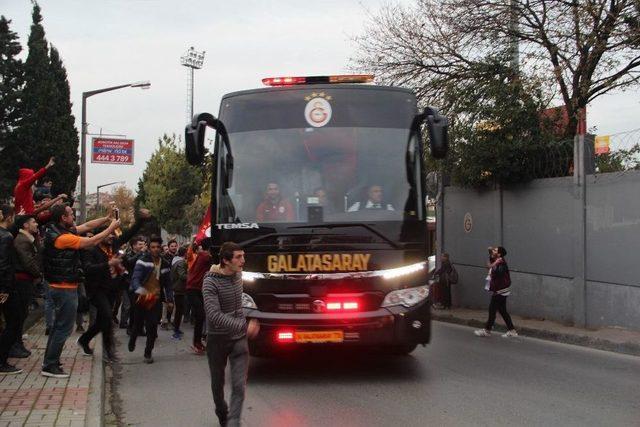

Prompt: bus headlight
xmin=381 ymin=285 xmax=429 ymax=308
xmin=242 ymin=271 xmax=263 ymax=282
xmin=242 ymin=293 xmax=257 ymax=309
xmin=380 ymin=262 xmax=426 ymax=279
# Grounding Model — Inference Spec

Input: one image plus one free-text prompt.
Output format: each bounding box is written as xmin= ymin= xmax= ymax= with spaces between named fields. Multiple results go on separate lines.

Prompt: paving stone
xmin=0 ymin=321 xmax=93 ymax=427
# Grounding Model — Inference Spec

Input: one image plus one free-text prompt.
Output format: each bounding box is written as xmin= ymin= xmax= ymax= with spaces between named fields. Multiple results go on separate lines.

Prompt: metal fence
xmin=593 ymin=127 xmax=640 ymax=174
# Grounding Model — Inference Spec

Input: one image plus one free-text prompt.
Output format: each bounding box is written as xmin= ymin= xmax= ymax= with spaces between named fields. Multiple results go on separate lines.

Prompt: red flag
xmin=195 ymin=205 xmax=211 ymax=244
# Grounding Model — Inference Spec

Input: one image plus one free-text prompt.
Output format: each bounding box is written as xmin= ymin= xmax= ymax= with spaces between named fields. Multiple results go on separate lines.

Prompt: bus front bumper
xmin=244 ymin=300 xmax=431 ymax=349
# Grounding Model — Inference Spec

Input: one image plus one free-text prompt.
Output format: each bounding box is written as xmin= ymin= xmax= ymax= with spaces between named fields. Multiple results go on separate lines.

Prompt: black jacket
xmin=14 ymin=231 xmax=42 ymax=280
xmin=81 ymin=219 xmax=145 ymax=295
xmin=0 ymin=226 xmax=16 ymax=293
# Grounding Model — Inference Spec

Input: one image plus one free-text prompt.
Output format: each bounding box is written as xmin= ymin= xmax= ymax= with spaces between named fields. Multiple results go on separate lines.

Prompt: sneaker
xmin=171 ymin=332 xmax=182 ymax=341
xmin=474 ymin=329 xmax=491 ymax=337
xmin=103 ymin=350 xmax=119 ymax=363
xmin=76 ymin=338 xmax=93 ymax=356
xmin=0 ymin=363 xmax=23 ymax=375
xmin=41 ymin=365 xmax=69 ymax=378
xmin=8 ymin=346 xmax=31 ymax=359
xmin=502 ymin=329 xmax=519 ymax=338
xmin=216 ymin=414 xmax=228 ymax=427
xmin=128 ymin=338 xmax=136 ymax=353
xmin=191 ymin=344 xmax=205 ymax=355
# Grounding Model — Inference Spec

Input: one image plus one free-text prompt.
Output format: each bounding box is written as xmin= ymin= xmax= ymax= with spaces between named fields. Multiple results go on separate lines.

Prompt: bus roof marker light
xmin=262 ymin=74 xmax=375 ymax=86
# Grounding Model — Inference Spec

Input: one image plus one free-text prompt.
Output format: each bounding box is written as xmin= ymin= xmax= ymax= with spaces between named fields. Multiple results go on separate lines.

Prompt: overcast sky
xmin=3 ymin=0 xmax=639 ymax=194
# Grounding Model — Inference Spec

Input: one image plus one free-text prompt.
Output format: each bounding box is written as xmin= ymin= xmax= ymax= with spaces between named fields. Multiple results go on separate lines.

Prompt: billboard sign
xmin=91 ymin=138 xmax=134 ymax=165
xmin=594 ymin=135 xmax=610 ymax=155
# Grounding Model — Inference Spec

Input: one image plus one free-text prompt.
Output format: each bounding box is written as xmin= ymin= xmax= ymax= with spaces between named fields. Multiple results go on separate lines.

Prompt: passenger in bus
xmin=347 ymin=185 xmax=395 ymax=212
xmin=312 ymin=187 xmax=335 ymax=214
xmin=255 ymin=182 xmax=295 ymax=222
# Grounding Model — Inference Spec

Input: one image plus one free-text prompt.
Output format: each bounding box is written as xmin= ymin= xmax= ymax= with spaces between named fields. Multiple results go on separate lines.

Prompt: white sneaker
xmin=474 ymin=329 xmax=491 ymax=337
xmin=502 ymin=329 xmax=518 ymax=338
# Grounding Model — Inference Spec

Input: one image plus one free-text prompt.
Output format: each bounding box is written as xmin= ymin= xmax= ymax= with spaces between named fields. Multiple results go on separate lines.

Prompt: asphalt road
xmin=113 ymin=321 xmax=640 ymax=426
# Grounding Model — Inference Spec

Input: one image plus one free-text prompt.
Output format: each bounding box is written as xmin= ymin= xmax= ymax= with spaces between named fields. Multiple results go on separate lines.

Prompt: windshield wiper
xmin=287 ymin=223 xmax=400 ymax=249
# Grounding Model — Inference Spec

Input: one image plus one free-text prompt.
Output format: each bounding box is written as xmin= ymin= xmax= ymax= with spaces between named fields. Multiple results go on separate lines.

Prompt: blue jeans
xmin=43 ymin=288 xmax=78 ymax=369
xmin=43 ymin=281 xmax=54 ymax=329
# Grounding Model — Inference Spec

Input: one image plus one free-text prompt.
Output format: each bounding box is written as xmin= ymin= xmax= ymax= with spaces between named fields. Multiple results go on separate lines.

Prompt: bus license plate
xmin=295 ymin=330 xmax=344 ymax=343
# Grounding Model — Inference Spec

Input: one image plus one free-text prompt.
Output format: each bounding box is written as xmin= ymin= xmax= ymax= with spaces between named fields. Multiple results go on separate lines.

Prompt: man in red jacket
xmin=14 ymin=157 xmax=55 ymax=214
xmin=186 ymin=238 xmax=212 ymax=354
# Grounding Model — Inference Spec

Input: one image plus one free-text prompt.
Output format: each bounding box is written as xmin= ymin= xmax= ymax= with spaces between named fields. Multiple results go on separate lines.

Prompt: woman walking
xmin=474 ymin=246 xmax=518 ymax=338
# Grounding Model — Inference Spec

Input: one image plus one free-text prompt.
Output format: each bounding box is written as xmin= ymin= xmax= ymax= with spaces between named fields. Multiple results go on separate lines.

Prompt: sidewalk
xmin=0 ymin=320 xmax=100 ymax=427
xmin=432 ymin=307 xmax=640 ymax=356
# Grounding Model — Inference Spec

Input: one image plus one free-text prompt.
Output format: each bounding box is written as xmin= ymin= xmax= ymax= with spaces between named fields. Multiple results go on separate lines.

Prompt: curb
xmin=432 ymin=314 xmax=640 ymax=357
xmin=85 ymin=338 xmax=105 ymax=427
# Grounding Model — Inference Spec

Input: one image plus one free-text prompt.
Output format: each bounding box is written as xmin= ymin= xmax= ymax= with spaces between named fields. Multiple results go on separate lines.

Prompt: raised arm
xmin=33 ymin=194 xmax=67 ymax=215
xmin=115 ymin=209 xmax=151 ymax=247
xmin=77 ymin=220 xmax=120 ymax=249
xmin=76 ymin=216 xmax=110 ymax=235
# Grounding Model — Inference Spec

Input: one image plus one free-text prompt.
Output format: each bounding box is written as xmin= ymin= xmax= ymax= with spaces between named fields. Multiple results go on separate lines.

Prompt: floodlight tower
xmin=180 ymin=47 xmax=206 ymax=121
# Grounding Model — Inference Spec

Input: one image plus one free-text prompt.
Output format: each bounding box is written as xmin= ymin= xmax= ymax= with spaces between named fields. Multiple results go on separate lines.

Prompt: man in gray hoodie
xmin=203 ymin=241 xmax=259 ymax=427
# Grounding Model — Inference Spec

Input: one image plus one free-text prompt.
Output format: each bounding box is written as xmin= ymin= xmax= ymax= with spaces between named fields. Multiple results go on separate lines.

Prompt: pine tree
xmin=19 ymin=3 xmax=79 ymax=196
xmin=48 ymin=46 xmax=79 ymax=195
xmin=0 ymin=16 xmax=25 ymax=198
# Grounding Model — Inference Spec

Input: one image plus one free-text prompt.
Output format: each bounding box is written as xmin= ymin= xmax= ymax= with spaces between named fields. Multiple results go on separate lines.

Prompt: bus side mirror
xmin=185 ymin=112 xmax=235 ymax=189
xmin=185 ymin=120 xmax=206 ymax=166
xmin=423 ymin=107 xmax=449 ymax=159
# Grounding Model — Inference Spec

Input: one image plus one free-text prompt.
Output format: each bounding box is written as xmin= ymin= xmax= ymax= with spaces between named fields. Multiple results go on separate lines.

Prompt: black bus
xmin=185 ymin=74 xmax=448 ymax=355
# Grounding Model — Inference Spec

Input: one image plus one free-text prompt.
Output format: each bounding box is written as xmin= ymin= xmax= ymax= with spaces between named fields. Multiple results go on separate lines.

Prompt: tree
xmin=429 ymin=55 xmax=567 ymax=187
xmin=595 ymin=144 xmax=640 ymax=172
xmin=18 ymin=3 xmax=79 ymax=195
xmin=109 ymin=186 xmax=136 ymax=227
xmin=47 ymin=46 xmax=79 ymax=195
xmin=184 ymin=195 xmax=209 ymax=235
xmin=353 ymin=0 xmax=640 ymax=138
xmin=0 ymin=16 xmax=24 ymax=197
xmin=136 ymin=134 xmax=203 ymax=236
xmin=89 ymin=185 xmax=137 ymax=228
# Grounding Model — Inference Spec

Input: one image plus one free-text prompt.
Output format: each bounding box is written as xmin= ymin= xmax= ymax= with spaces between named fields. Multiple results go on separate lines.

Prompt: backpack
xmin=448 ymin=266 xmax=459 ymax=285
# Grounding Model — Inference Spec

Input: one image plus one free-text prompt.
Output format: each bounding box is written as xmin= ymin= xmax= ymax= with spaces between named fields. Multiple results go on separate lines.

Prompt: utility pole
xmin=79 ymin=81 xmax=150 ymax=223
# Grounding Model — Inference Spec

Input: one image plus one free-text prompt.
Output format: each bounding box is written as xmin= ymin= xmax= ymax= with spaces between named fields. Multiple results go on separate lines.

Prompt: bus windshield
xmin=215 ymin=87 xmax=422 ymax=225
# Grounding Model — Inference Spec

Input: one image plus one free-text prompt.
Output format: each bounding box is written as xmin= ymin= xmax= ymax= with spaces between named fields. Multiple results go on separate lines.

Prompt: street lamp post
xmin=79 ymin=81 xmax=150 ymax=223
xmin=96 ymin=181 xmax=126 ymax=211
